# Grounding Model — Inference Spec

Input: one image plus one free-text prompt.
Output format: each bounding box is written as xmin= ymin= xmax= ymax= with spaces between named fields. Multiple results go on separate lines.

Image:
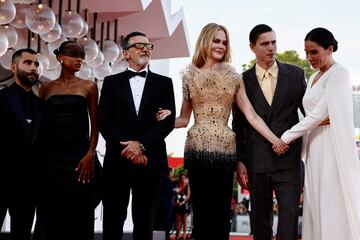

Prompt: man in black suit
xmin=0 ymin=49 xmax=42 ymax=240
xmin=98 ymin=31 xmax=176 ymax=240
xmin=232 ymin=24 xmax=306 ymax=240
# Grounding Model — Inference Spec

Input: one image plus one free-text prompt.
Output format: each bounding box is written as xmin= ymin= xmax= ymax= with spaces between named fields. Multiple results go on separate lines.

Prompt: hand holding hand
xmin=120 ymin=141 xmax=143 ymax=157
xmin=272 ymin=138 xmax=289 ymax=155
xmin=120 ymin=141 xmax=148 ymax=166
xmin=129 ymin=154 xmax=148 ymax=166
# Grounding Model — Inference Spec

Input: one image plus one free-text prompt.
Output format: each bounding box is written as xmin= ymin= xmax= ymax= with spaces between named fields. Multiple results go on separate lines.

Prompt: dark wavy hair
xmin=305 ymin=27 xmax=338 ymax=52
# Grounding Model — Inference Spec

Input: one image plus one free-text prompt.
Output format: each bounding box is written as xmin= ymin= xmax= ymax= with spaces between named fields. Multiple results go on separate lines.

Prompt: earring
xmin=60 ymin=60 xmax=63 ymax=64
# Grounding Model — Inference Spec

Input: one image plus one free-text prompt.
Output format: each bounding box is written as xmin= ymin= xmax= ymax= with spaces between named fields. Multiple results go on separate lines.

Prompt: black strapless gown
xmin=35 ymin=95 xmax=94 ymax=240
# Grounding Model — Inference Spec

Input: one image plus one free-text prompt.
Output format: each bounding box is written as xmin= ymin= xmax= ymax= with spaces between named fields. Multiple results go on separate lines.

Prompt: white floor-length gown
xmin=281 ymin=63 xmax=360 ymax=240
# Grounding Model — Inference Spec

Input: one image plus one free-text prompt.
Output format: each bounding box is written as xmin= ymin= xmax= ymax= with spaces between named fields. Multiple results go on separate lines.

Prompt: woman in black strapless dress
xmin=35 ymin=41 xmax=99 ymax=240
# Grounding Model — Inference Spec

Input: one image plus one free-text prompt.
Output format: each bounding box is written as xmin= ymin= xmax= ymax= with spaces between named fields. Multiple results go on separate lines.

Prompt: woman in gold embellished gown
xmin=159 ymin=23 xmax=285 ymax=240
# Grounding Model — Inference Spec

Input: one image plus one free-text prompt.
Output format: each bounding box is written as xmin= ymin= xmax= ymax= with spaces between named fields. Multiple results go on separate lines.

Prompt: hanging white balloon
xmin=76 ymin=63 xmax=92 ymax=80
xmin=0 ymin=48 xmax=15 ymax=70
xmin=25 ymin=3 xmax=56 ymax=34
xmin=37 ymin=53 xmax=50 ymax=72
xmin=1 ymin=25 xmax=18 ymax=48
xmin=40 ymin=22 xmax=62 ymax=43
xmin=77 ymin=19 xmax=88 ymax=38
xmin=41 ymin=43 xmax=59 ymax=70
xmin=87 ymin=50 xmax=104 ymax=69
xmin=47 ymin=37 xmax=68 ymax=54
xmin=115 ymin=46 xmax=124 ymax=61
xmin=0 ymin=34 xmax=9 ymax=57
xmin=0 ymin=0 xmax=16 ymax=25
xmin=36 ymin=60 xmax=44 ymax=78
xmin=12 ymin=31 xmax=30 ymax=50
xmin=93 ymin=61 xmax=111 ymax=80
xmin=9 ymin=6 xmax=27 ymax=29
xmin=15 ymin=0 xmax=36 ymax=4
xmin=78 ymin=37 xmax=98 ymax=62
xmin=103 ymin=40 xmax=120 ymax=63
xmin=43 ymin=64 xmax=61 ymax=80
xmin=61 ymin=11 xmax=84 ymax=38
xmin=111 ymin=59 xmax=128 ymax=74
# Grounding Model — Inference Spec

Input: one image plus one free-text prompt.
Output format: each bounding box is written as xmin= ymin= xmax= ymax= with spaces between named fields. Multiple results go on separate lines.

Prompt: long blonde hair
xmin=192 ymin=23 xmax=231 ymax=68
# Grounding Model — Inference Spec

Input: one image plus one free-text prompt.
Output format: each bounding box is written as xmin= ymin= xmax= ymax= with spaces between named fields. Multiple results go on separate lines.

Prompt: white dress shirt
xmin=128 ymin=67 xmax=148 ymax=115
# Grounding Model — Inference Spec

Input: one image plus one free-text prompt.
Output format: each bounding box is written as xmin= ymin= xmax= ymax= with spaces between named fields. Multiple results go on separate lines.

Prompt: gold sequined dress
xmin=182 ymin=63 xmax=241 ymax=170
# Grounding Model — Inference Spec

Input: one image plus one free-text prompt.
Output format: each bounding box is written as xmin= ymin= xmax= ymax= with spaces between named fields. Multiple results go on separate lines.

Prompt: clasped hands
xmin=272 ymin=138 xmax=289 ymax=155
xmin=120 ymin=140 xmax=147 ymax=166
xmin=156 ymin=108 xmax=290 ymax=156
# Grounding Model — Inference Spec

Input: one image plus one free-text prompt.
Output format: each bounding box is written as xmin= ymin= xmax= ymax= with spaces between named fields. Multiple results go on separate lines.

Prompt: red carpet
xmin=229 ymin=236 xmax=252 ymax=240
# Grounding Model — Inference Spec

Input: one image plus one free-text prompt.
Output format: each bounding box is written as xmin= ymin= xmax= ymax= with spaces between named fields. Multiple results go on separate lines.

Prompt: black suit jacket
xmin=0 ymin=83 xmax=43 ymax=200
xmin=233 ymin=61 xmax=306 ymax=173
xmin=98 ymin=70 xmax=175 ymax=177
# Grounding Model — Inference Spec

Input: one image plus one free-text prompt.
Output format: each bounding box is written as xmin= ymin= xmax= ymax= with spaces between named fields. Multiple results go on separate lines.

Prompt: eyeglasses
xmin=126 ymin=42 xmax=154 ymax=50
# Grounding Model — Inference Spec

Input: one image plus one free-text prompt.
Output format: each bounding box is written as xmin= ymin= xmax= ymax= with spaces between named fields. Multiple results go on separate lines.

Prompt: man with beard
xmin=98 ymin=31 xmax=175 ymax=240
xmin=0 ymin=49 xmax=42 ymax=240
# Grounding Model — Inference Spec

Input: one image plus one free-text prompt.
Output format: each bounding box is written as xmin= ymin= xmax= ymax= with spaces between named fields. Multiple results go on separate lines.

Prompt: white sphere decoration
xmin=1 ymin=25 xmax=18 ymax=48
xmin=93 ymin=61 xmax=111 ymax=80
xmin=86 ymin=50 xmax=104 ymax=69
xmin=25 ymin=3 xmax=56 ymax=34
xmin=103 ymin=40 xmax=120 ymax=63
xmin=61 ymin=11 xmax=84 ymax=38
xmin=0 ymin=0 xmax=16 ymax=25
xmin=37 ymin=60 xmax=44 ymax=78
xmin=78 ymin=37 xmax=98 ymax=62
xmin=111 ymin=59 xmax=128 ymax=74
xmin=40 ymin=22 xmax=61 ymax=43
xmin=77 ymin=19 xmax=88 ymax=38
xmin=76 ymin=63 xmax=91 ymax=80
xmin=16 ymin=0 xmax=36 ymax=4
xmin=0 ymin=34 xmax=9 ymax=57
xmin=115 ymin=46 xmax=124 ymax=61
xmin=42 ymin=44 xmax=59 ymax=69
xmin=37 ymin=53 xmax=50 ymax=72
xmin=10 ymin=7 xmax=27 ymax=29
xmin=43 ymin=64 xmax=61 ymax=80
xmin=47 ymin=37 xmax=67 ymax=53
xmin=0 ymin=48 xmax=15 ymax=70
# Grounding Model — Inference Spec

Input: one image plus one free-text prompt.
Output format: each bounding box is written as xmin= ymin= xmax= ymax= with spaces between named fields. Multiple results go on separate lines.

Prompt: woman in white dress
xmin=275 ymin=27 xmax=360 ymax=240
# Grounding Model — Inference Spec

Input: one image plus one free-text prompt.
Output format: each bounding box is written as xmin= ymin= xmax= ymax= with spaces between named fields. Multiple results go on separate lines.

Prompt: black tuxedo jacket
xmin=98 ymin=70 xmax=175 ymax=177
xmin=0 ymin=83 xmax=43 ymax=199
xmin=233 ymin=61 xmax=306 ymax=173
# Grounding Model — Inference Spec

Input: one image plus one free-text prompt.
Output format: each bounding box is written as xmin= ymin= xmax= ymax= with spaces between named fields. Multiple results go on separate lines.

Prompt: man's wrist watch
xmin=139 ymin=143 xmax=146 ymax=153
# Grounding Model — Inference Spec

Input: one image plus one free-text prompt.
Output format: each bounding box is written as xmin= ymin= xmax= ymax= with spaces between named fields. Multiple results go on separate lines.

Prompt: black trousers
xmin=0 ymin=198 xmax=35 ymax=240
xmin=248 ymin=168 xmax=301 ymax=240
xmin=102 ymin=174 xmax=161 ymax=240
xmin=188 ymin=165 xmax=234 ymax=240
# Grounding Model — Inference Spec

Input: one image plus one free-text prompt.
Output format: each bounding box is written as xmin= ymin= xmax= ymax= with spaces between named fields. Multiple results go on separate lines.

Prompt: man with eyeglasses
xmin=98 ymin=31 xmax=176 ymax=240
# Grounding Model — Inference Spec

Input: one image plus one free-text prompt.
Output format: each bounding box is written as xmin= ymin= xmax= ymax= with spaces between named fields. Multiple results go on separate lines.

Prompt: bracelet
xmin=139 ymin=143 xmax=146 ymax=153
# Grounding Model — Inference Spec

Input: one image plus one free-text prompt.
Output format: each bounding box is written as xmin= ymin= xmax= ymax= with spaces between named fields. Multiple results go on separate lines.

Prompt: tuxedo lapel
xmin=121 ymin=74 xmax=138 ymax=117
xmin=270 ymin=62 xmax=290 ymax=112
xmin=246 ymin=67 xmax=271 ymax=112
xmin=7 ymin=86 xmax=31 ymax=138
xmin=138 ymin=71 xmax=154 ymax=118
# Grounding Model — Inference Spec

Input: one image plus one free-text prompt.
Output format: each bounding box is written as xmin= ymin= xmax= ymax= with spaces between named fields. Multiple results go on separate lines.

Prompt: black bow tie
xmin=126 ymin=70 xmax=147 ymax=78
